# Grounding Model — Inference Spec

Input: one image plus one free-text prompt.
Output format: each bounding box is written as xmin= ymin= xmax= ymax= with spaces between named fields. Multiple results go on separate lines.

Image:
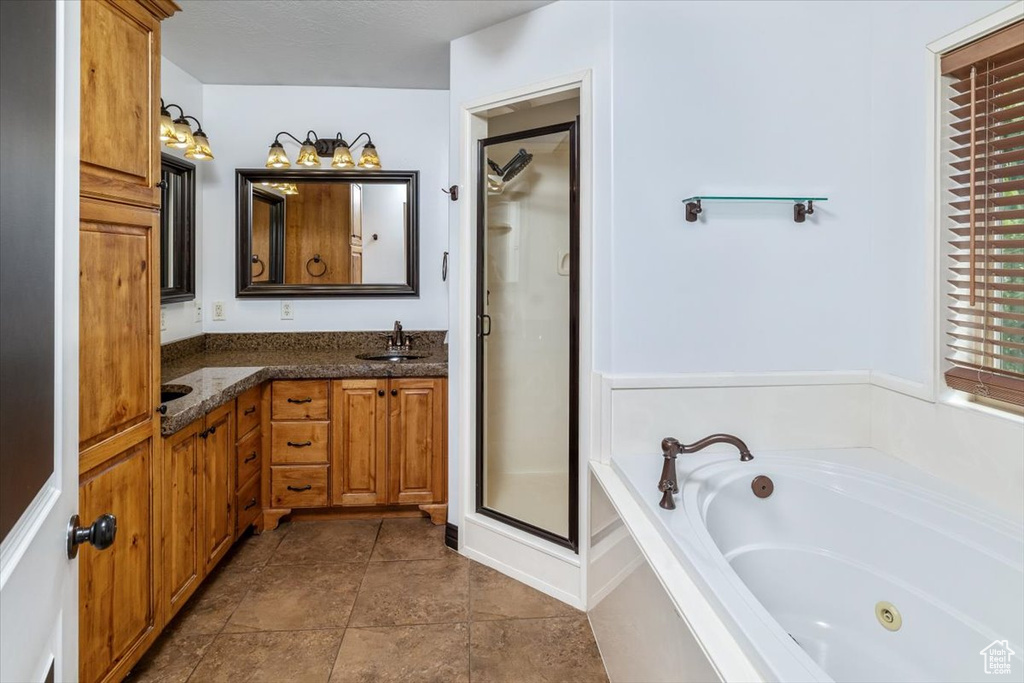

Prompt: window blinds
xmin=941 ymin=21 xmax=1024 ymax=407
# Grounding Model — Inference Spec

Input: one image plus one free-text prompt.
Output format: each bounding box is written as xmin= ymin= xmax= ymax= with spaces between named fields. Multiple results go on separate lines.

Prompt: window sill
xmin=939 ymin=390 xmax=1024 ymax=426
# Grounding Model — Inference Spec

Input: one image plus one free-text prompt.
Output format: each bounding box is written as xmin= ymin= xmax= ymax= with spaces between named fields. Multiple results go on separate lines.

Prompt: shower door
xmin=476 ymin=121 xmax=579 ymax=551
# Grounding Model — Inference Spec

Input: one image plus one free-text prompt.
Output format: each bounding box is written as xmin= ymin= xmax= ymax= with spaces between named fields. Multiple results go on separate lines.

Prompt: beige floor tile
xmin=124 ymin=631 xmax=213 ymax=683
xmin=328 ymin=623 xmax=469 ymax=683
xmin=224 ymin=526 xmax=289 ymax=568
xmin=348 ymin=555 xmax=469 ymax=627
xmin=269 ymin=520 xmax=380 ymax=565
xmin=470 ymin=616 xmax=608 ymax=683
xmin=225 ymin=563 xmax=365 ymax=632
xmin=168 ymin=565 xmax=260 ymax=636
xmin=370 ymin=518 xmax=451 ymax=562
xmin=470 ymin=562 xmax=579 ymax=621
xmin=187 ymin=629 xmax=344 ymax=683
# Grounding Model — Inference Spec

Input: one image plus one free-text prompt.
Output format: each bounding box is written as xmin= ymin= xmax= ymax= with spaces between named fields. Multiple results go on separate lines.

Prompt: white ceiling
xmin=162 ymin=0 xmax=551 ymax=90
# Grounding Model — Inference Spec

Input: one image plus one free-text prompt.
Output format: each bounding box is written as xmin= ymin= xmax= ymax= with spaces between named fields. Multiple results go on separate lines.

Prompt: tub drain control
xmin=875 ymin=601 xmax=902 ymax=631
xmin=751 ymin=475 xmax=774 ymax=498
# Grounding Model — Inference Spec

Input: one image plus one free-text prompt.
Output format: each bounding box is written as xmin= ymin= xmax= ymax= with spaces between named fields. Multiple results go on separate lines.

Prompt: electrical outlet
xmin=194 ymin=301 xmax=202 ymax=323
xmin=212 ymin=301 xmax=226 ymax=321
xmin=281 ymin=301 xmax=294 ymax=320
xmin=160 ymin=308 xmax=167 ymax=331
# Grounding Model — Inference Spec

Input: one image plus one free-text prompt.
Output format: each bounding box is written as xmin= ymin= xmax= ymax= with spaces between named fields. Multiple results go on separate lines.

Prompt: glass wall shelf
xmin=681 ymin=196 xmax=828 ymax=223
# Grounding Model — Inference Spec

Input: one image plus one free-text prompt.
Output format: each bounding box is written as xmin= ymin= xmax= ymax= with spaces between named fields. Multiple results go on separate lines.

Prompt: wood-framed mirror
xmin=160 ymin=153 xmax=196 ymax=303
xmin=236 ymin=169 xmax=419 ymax=297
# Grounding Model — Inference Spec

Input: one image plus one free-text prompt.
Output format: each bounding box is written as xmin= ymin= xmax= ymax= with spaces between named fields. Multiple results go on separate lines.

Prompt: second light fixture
xmin=264 ymin=130 xmax=381 ymax=170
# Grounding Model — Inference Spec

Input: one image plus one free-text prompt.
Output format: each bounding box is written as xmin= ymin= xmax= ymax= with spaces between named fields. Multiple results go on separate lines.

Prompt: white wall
xmin=199 ymin=84 xmax=449 ymax=332
xmin=865 ymin=0 xmax=1013 ymax=384
xmin=360 ymin=183 xmax=408 ymax=284
xmin=160 ymin=57 xmax=204 ymax=342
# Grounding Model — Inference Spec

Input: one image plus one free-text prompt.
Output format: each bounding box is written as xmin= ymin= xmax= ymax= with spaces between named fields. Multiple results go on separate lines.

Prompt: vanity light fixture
xmin=265 ymin=130 xmax=382 ymax=170
xmin=159 ymin=99 xmax=214 ymax=160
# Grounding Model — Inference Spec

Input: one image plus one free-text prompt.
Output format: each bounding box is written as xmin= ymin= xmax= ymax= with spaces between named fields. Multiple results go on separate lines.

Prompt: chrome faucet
xmin=657 ymin=434 xmax=753 ymax=510
xmin=387 ymin=320 xmax=409 ymax=351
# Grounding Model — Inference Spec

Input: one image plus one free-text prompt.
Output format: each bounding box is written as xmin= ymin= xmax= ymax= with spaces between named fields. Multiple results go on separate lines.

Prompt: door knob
xmin=67 ymin=513 xmax=117 ymax=559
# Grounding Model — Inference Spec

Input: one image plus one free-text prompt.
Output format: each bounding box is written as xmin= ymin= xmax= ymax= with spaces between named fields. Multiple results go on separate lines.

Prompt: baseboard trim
xmin=445 ymin=522 xmax=458 ymax=550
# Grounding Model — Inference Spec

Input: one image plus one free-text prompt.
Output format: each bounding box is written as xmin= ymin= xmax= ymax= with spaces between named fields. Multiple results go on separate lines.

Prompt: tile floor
xmin=126 ymin=517 xmax=608 ymax=683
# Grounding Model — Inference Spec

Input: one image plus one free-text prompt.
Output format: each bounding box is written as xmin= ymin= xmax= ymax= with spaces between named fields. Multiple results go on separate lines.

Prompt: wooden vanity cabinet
xmin=331 ymin=379 xmax=388 ymax=506
xmin=159 ymin=419 xmax=203 ymax=621
xmin=200 ymin=403 xmax=235 ymax=573
xmin=78 ymin=1 xmax=178 ymax=681
xmin=234 ymin=384 xmax=263 ymax=537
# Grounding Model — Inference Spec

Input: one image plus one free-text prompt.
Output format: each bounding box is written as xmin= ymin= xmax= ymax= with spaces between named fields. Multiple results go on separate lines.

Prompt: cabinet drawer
xmin=235 ymin=429 xmax=262 ymax=486
xmin=236 ymin=385 xmax=262 ymax=438
xmin=271 ymin=466 xmax=328 ymax=508
xmin=272 ymin=381 xmax=328 ymax=420
xmin=271 ymin=422 xmax=329 ymax=464
xmin=236 ymin=474 xmax=261 ymax=536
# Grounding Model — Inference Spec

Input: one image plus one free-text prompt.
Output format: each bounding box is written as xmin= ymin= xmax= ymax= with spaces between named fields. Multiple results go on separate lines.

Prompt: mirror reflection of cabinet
xmin=236 ymin=170 xmax=418 ymax=297
xmin=160 ymin=154 xmax=196 ymax=303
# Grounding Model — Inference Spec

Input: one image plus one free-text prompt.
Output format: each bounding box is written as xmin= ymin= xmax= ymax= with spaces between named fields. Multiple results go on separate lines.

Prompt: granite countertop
xmin=160 ymin=332 xmax=447 ymax=436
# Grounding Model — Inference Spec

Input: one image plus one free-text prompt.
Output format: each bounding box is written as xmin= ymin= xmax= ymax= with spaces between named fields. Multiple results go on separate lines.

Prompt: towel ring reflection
xmin=251 ymin=254 xmax=266 ymax=278
xmin=305 ymin=254 xmax=327 ymax=277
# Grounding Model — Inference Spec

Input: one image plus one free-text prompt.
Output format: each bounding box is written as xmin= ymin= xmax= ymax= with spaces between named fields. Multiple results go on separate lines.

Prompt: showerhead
xmin=487 ymin=148 xmax=533 ymax=183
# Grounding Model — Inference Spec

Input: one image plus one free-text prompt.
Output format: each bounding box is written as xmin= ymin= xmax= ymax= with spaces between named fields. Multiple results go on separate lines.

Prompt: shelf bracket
xmin=794 ymin=200 xmax=814 ymax=223
xmin=685 ymin=198 xmax=702 ymax=222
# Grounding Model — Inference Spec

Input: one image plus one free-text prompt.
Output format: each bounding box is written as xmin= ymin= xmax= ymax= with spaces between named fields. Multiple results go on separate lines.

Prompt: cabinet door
xmin=79 ymin=199 xmax=158 ymax=452
xmin=387 ymin=379 xmax=446 ymax=505
xmin=161 ymin=419 xmax=203 ymax=620
xmin=80 ymin=0 xmax=164 ymax=208
xmin=79 ymin=437 xmax=156 ymax=683
xmin=332 ymin=379 xmax=387 ymax=506
xmin=201 ymin=403 xmax=234 ymax=573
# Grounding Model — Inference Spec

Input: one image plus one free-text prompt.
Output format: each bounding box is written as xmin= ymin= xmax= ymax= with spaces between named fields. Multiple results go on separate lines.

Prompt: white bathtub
xmin=613 ymin=448 xmax=1024 ymax=682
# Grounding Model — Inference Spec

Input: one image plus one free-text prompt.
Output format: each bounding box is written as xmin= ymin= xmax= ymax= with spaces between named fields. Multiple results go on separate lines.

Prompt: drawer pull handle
xmin=287 ymin=441 xmax=312 ymax=448
xmin=244 ymin=452 xmax=258 ymax=463
xmin=287 ymin=397 xmax=313 ymax=404
xmin=286 ymin=484 xmax=312 ymax=492
xmin=244 ymin=498 xmax=258 ymax=510
xmin=244 ymin=406 xmax=257 ymax=415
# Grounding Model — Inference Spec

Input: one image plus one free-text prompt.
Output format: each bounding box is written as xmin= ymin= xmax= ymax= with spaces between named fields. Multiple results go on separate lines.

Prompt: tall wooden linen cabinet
xmin=77 ymin=1 xmax=178 ymax=682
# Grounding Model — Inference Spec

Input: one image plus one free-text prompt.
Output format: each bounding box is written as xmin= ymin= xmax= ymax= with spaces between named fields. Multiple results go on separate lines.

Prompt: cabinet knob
xmin=391 ymin=389 xmax=398 ymax=396
xmin=378 ymin=390 xmax=385 ymax=397
xmin=156 ymin=404 xmax=167 ymax=415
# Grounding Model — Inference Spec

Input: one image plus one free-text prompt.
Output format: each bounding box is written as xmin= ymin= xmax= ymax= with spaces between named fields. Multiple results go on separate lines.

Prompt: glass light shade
xmin=159 ymin=112 xmax=176 ymax=143
xmin=357 ymin=142 xmax=381 ymax=169
xmin=265 ymin=142 xmax=290 ymax=168
xmin=281 ymin=183 xmax=299 ymax=195
xmin=167 ymin=119 xmax=193 ymax=149
xmin=331 ymin=144 xmax=354 ymax=168
xmin=296 ymin=142 xmax=321 ymax=167
xmin=185 ymin=132 xmax=214 ymax=160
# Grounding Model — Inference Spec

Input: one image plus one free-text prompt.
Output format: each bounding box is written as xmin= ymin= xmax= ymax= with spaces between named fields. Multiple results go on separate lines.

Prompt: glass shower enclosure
xmin=476 ymin=121 xmax=579 ymax=550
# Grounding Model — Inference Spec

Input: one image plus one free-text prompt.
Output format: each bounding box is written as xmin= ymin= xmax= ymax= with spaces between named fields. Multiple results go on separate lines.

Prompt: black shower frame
xmin=475 ymin=120 xmax=580 ymax=553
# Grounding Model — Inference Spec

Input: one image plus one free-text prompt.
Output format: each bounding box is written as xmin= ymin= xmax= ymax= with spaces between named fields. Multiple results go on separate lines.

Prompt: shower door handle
xmin=480 ymin=314 xmax=492 ymax=337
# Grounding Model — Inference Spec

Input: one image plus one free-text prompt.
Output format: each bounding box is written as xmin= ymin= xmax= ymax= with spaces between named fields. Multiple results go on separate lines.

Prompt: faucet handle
xmin=661 ymin=437 xmax=682 ymax=458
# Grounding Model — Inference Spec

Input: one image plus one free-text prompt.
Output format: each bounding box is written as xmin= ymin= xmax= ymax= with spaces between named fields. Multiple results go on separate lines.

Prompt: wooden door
xmin=80 ymin=0 xmax=170 ymax=208
xmin=161 ymin=418 xmax=203 ymax=620
xmin=79 ymin=199 xmax=159 ymax=453
xmin=79 ymin=439 xmax=157 ymax=683
xmin=331 ymin=379 xmax=387 ymax=506
xmin=201 ymin=403 xmax=234 ymax=573
xmin=387 ymin=379 xmax=446 ymax=505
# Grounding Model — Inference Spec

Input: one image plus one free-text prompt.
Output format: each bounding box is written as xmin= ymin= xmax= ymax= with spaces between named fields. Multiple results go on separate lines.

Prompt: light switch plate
xmin=212 ymin=301 xmax=225 ymax=321
xmin=281 ymin=301 xmax=294 ymax=320
xmin=194 ymin=302 xmax=202 ymax=323
xmin=160 ymin=308 xmax=167 ymax=331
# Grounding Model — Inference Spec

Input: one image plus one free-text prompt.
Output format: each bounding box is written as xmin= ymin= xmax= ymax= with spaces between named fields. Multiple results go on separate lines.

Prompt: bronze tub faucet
xmin=657 ymin=434 xmax=753 ymax=510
